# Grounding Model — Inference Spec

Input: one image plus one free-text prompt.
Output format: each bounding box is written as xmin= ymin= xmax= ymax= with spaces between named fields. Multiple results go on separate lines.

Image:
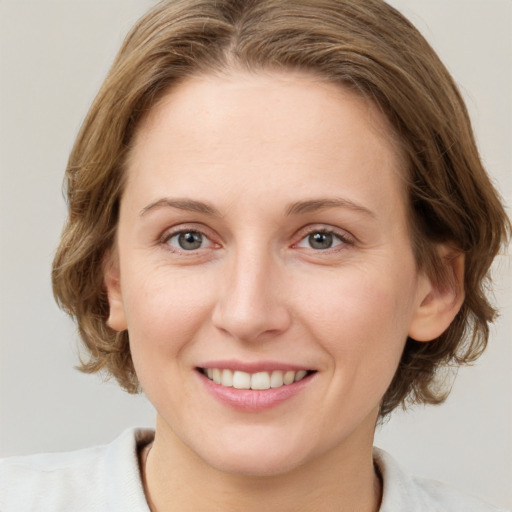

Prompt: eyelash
xmin=159 ymin=225 xmax=354 ymax=254
xmin=161 ymin=226 xmax=218 ymax=253
xmin=294 ymin=227 xmax=354 ymax=251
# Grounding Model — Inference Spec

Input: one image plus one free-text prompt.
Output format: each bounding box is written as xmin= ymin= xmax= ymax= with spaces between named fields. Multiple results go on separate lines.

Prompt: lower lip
xmin=197 ymin=371 xmax=314 ymax=412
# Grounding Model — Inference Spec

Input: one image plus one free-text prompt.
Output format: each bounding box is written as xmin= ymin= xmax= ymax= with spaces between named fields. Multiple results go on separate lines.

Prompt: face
xmin=106 ymin=70 xmax=437 ymax=477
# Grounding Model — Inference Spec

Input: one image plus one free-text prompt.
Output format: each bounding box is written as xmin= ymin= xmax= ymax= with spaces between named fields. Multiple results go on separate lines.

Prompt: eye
xmin=165 ymin=230 xmax=211 ymax=251
xmin=296 ymin=230 xmax=347 ymax=250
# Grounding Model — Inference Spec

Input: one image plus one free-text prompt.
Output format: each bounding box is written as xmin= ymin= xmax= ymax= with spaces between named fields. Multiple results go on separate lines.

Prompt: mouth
xmin=198 ymin=368 xmax=315 ymax=390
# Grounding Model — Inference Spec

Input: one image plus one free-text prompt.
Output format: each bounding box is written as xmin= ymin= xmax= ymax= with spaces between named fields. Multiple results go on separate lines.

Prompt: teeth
xmin=233 ymin=370 xmax=251 ymax=389
xmin=203 ymin=368 xmax=310 ymax=389
xmin=251 ymin=372 xmax=270 ymax=390
xmin=221 ymin=369 xmax=233 ymax=387
xmin=270 ymin=370 xmax=284 ymax=388
xmin=294 ymin=370 xmax=307 ymax=382
xmin=283 ymin=370 xmax=295 ymax=385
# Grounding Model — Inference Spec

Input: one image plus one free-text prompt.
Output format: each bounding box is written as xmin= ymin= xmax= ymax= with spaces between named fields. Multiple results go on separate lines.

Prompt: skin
xmin=105 ymin=70 xmax=463 ymax=512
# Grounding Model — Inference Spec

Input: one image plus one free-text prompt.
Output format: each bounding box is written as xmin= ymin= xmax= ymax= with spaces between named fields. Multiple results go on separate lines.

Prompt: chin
xmin=201 ymin=449 xmax=306 ymax=478
xmin=190 ymin=432 xmax=313 ymax=478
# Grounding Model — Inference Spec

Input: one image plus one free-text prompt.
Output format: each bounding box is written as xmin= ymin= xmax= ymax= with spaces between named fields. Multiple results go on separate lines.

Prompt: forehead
xmin=133 ymin=69 xmax=402 ymax=155
xmin=125 ymin=70 xmax=407 ymax=218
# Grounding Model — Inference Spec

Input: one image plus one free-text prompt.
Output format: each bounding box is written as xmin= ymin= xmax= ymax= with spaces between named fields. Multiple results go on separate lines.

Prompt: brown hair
xmin=52 ymin=0 xmax=510 ymax=416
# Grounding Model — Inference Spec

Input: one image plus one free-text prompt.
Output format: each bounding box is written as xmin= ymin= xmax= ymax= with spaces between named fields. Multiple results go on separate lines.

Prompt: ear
xmin=103 ymin=249 xmax=128 ymax=332
xmin=408 ymin=248 xmax=465 ymax=342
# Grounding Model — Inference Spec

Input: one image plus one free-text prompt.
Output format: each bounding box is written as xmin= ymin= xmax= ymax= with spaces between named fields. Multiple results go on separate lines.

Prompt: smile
xmin=200 ymin=368 xmax=313 ymax=390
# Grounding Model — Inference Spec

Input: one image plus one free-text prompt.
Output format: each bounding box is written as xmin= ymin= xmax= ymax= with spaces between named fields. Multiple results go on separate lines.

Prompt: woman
xmin=1 ymin=0 xmax=510 ymax=510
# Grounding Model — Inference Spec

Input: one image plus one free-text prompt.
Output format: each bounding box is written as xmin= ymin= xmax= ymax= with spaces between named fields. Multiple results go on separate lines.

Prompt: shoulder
xmin=0 ymin=428 xmax=154 ymax=512
xmin=374 ymin=448 xmax=510 ymax=512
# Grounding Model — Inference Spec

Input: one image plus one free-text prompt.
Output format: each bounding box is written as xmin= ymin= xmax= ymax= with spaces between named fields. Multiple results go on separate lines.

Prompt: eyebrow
xmin=140 ymin=198 xmax=221 ymax=216
xmin=140 ymin=196 xmax=375 ymax=218
xmin=285 ymin=198 xmax=375 ymax=218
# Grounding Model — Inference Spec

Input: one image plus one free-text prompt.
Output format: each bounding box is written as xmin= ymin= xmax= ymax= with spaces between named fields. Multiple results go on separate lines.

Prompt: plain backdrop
xmin=0 ymin=0 xmax=510 ymax=509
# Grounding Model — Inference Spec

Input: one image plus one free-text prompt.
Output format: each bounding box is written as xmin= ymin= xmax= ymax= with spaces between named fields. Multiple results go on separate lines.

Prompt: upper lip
xmin=197 ymin=360 xmax=314 ymax=373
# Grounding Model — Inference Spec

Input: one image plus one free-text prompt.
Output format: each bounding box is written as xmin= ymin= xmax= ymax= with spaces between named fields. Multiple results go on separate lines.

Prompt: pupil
xmin=309 ymin=232 xmax=333 ymax=249
xmin=178 ymin=231 xmax=203 ymax=250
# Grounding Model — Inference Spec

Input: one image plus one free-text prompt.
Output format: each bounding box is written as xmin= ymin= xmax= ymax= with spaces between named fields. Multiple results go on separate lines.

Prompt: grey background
xmin=0 ymin=1 xmax=510 ymax=508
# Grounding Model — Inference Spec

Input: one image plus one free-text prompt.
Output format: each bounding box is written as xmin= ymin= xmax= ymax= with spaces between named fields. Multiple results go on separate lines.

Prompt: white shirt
xmin=0 ymin=428 xmax=508 ymax=511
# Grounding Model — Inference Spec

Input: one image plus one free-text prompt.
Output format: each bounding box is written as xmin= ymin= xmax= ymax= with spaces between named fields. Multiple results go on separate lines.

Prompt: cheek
xmin=121 ymin=265 xmax=217 ymax=365
xmin=298 ymin=267 xmax=415 ymax=382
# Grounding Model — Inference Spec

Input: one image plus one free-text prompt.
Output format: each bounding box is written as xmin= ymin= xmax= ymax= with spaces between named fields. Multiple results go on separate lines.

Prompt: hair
xmin=52 ymin=0 xmax=510 ymax=417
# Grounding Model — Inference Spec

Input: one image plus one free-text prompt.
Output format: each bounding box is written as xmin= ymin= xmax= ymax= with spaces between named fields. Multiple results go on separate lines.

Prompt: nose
xmin=211 ymin=248 xmax=292 ymax=342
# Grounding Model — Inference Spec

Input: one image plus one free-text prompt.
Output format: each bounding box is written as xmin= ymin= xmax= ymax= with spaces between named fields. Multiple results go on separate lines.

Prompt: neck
xmin=142 ymin=418 xmax=382 ymax=512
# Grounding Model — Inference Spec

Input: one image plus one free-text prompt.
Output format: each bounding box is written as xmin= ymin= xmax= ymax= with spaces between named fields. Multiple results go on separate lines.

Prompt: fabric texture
xmin=0 ymin=428 xmax=508 ymax=511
